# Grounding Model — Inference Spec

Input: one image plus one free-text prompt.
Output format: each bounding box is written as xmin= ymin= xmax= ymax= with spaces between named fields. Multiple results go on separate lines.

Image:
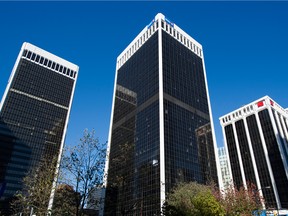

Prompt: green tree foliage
xmin=11 ymin=158 xmax=58 ymax=215
xmin=163 ymin=181 xmax=225 ymax=216
xmin=52 ymin=184 xmax=80 ymax=215
xmin=61 ymin=129 xmax=106 ymax=216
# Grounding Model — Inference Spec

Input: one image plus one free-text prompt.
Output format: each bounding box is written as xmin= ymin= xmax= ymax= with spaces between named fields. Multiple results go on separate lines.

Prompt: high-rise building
xmin=0 ymin=42 xmax=78 ymax=212
xmin=220 ymin=96 xmax=288 ymax=209
xmin=218 ymin=147 xmax=232 ymax=189
xmin=104 ymin=13 xmax=221 ymax=215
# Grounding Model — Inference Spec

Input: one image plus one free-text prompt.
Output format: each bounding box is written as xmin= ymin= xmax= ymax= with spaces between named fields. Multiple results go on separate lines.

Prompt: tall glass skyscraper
xmin=104 ymin=13 xmax=221 ymax=215
xmin=0 ymin=42 xmax=78 ymax=213
xmin=220 ymin=96 xmax=288 ymax=209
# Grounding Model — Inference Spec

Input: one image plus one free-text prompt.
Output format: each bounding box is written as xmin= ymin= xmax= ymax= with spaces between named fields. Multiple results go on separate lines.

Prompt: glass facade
xmin=259 ymin=109 xmax=288 ymax=208
xmin=0 ymin=53 xmax=76 ymax=213
xmin=224 ymin=124 xmax=242 ymax=188
xmin=106 ymin=20 xmax=218 ymax=215
xmin=235 ymin=119 xmax=256 ymax=185
xmin=221 ymin=97 xmax=288 ymax=209
xmin=162 ymin=31 xmax=218 ymax=190
xmin=246 ymin=114 xmax=276 ymax=207
xmin=105 ymin=32 xmax=160 ymax=215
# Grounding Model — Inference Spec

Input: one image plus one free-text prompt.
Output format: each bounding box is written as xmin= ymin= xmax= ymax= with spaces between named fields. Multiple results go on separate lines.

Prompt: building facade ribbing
xmin=104 ymin=13 xmax=221 ymax=215
xmin=218 ymin=147 xmax=232 ymax=189
xmin=0 ymin=42 xmax=78 ymax=213
xmin=220 ymin=96 xmax=288 ymax=209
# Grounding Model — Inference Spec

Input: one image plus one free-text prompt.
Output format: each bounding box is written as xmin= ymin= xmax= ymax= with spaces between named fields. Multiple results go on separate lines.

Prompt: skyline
xmin=0 ymin=1 xmax=288 ymax=150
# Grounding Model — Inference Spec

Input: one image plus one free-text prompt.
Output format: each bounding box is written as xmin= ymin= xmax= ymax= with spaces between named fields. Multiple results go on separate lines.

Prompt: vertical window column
xmin=279 ymin=115 xmax=288 ymax=160
xmin=268 ymin=108 xmax=288 ymax=174
xmin=232 ymin=122 xmax=247 ymax=188
xmin=221 ymin=125 xmax=234 ymax=187
xmin=255 ymin=111 xmax=281 ymax=209
xmin=280 ymin=116 xmax=288 ymax=142
xmin=243 ymin=117 xmax=265 ymax=207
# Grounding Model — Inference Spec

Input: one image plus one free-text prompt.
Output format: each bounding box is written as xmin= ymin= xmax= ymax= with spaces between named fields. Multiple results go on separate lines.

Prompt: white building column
xmin=280 ymin=116 xmax=288 ymax=144
xmin=157 ymin=15 xmax=166 ymax=212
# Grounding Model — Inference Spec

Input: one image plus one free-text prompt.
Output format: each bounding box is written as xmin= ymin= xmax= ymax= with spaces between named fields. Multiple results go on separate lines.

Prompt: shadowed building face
xmin=0 ymin=43 xmax=78 ymax=213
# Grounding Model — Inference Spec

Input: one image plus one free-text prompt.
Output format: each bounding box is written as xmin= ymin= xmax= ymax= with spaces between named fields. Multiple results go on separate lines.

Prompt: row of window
xmin=14 ymin=59 xmax=74 ymax=107
xmin=117 ymin=19 xmax=159 ymax=68
xmin=22 ymin=49 xmax=77 ymax=79
xmin=222 ymin=104 xmax=255 ymax=124
xmin=161 ymin=19 xmax=202 ymax=58
xmin=117 ymin=18 xmax=202 ymax=69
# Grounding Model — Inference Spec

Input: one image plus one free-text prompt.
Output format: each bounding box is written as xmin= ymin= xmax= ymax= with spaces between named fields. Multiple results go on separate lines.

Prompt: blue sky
xmin=0 ymin=1 xmax=287 ymax=149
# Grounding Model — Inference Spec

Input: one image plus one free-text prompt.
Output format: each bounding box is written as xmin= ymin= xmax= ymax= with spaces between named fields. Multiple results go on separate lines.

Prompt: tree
xmin=215 ymin=183 xmax=263 ymax=216
xmin=61 ymin=129 xmax=106 ymax=216
xmin=163 ymin=181 xmax=225 ymax=216
xmin=52 ymin=184 xmax=80 ymax=215
xmin=11 ymin=157 xmax=58 ymax=215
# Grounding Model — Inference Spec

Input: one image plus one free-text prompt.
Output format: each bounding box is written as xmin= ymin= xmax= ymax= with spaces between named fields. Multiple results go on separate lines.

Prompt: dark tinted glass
xmin=235 ymin=119 xmax=256 ymax=185
xmin=105 ymin=32 xmax=160 ymax=215
xmin=259 ymin=109 xmax=288 ymax=208
xmin=246 ymin=114 xmax=276 ymax=207
xmin=0 ymin=58 xmax=74 ymax=200
xmin=225 ymin=124 xmax=242 ymax=188
xmin=162 ymin=31 xmax=217 ymax=190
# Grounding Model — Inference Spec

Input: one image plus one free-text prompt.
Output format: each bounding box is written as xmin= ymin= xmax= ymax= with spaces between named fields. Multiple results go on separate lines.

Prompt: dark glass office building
xmin=104 ymin=13 xmax=221 ymax=215
xmin=220 ymin=96 xmax=288 ymax=209
xmin=0 ymin=43 xmax=78 ymax=213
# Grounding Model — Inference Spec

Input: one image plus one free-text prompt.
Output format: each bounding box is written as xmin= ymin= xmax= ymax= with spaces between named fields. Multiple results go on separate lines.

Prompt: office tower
xmin=218 ymin=147 xmax=232 ymax=189
xmin=220 ymin=96 xmax=288 ymax=209
xmin=104 ymin=13 xmax=221 ymax=215
xmin=0 ymin=42 xmax=78 ymax=212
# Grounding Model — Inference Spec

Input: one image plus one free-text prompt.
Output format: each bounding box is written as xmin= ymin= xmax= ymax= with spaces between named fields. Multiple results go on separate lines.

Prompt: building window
xmin=31 ymin=53 xmax=36 ymax=61
xmin=27 ymin=51 xmax=32 ymax=59
xmin=23 ymin=49 xmax=28 ymax=57
xmin=35 ymin=55 xmax=40 ymax=62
